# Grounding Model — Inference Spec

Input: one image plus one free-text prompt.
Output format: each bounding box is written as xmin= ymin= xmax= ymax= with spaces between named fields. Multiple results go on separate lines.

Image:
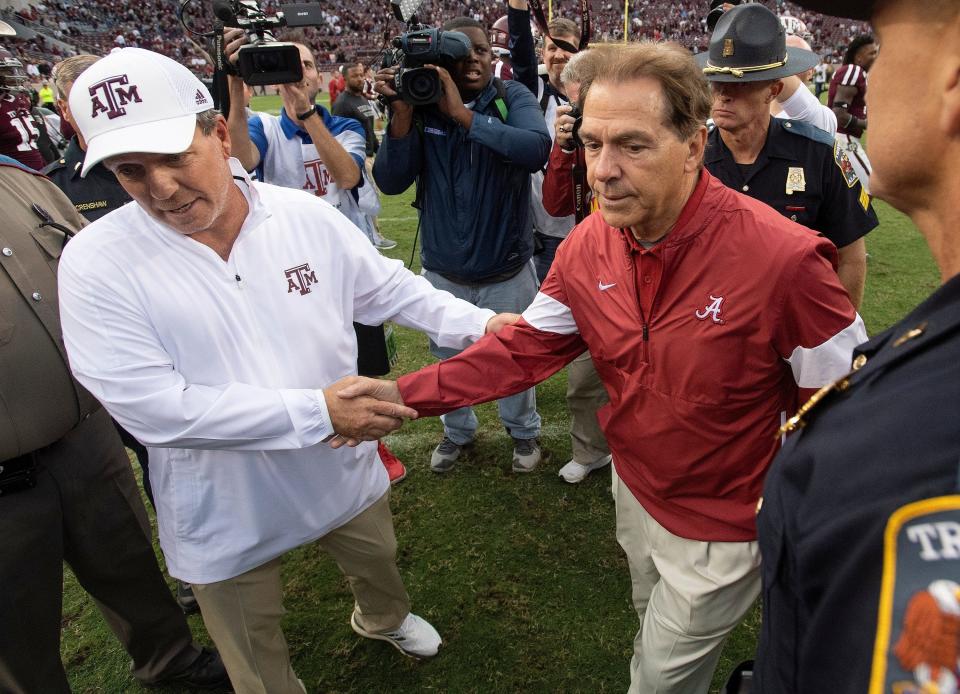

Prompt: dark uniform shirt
xmin=42 ymin=137 xmax=131 ymax=222
xmin=331 ymin=91 xmax=378 ymax=157
xmin=0 ymin=156 xmax=99 ymax=461
xmin=755 ymin=273 xmax=960 ymax=692
xmin=706 ymin=117 xmax=878 ymax=249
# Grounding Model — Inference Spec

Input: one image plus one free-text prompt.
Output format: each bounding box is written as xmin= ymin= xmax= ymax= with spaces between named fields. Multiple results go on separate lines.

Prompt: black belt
xmin=0 ymin=451 xmax=37 ymax=497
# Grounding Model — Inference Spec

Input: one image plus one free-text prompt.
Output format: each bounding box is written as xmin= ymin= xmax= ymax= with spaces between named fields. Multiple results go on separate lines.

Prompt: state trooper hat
xmin=695 ymin=3 xmax=820 ymax=82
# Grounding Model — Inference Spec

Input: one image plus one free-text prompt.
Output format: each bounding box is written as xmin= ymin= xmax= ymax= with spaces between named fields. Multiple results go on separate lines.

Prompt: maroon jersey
xmin=0 ymin=93 xmax=45 ymax=170
xmin=827 ymin=63 xmax=868 ymax=136
xmin=492 ymin=58 xmax=513 ymax=80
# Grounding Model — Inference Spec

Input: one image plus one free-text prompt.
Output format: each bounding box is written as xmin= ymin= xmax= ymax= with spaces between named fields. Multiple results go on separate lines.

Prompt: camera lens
xmin=401 ymin=68 xmax=440 ymax=105
xmin=251 ymin=52 xmax=281 ymax=72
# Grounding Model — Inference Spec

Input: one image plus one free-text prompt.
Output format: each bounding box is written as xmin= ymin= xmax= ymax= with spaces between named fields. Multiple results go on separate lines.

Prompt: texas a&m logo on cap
xmin=88 ymin=74 xmax=142 ymax=120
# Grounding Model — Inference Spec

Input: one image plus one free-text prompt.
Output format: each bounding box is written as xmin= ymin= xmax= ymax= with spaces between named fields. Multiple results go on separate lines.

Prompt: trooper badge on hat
xmin=696 ymin=3 xmax=820 ymax=82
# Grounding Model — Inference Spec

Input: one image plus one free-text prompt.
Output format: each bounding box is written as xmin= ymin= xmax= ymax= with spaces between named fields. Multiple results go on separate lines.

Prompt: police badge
xmin=786 ymin=167 xmax=806 ymax=195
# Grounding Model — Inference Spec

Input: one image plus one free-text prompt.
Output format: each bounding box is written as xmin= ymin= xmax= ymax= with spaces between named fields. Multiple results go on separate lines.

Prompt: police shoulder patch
xmin=870 ymin=495 xmax=960 ymax=694
xmin=834 ymin=141 xmax=861 ymax=188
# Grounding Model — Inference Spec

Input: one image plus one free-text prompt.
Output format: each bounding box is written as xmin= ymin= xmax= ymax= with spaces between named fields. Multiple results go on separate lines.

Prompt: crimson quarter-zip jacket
xmin=399 ymin=170 xmax=865 ymax=541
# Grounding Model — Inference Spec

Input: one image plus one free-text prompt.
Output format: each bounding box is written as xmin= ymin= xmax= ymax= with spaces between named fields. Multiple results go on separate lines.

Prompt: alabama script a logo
xmin=285 ymin=263 xmax=317 ymax=295
xmin=695 ymin=295 xmax=725 ymax=324
xmin=88 ymin=75 xmax=142 ymax=120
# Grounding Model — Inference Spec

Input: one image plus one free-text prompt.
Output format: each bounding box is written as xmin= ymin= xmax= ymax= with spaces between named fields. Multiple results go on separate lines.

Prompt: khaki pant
xmin=192 ymin=491 xmax=410 ymax=694
xmin=613 ymin=467 xmax=760 ymax=694
xmin=566 ymin=350 xmax=610 ymax=463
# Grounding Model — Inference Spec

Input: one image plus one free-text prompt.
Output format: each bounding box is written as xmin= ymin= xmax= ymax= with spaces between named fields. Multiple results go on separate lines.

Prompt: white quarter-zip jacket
xmin=58 ymin=160 xmax=494 ymax=583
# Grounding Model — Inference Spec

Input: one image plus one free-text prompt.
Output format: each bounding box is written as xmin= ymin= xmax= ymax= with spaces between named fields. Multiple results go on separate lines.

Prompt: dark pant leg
xmin=0 ymin=454 xmax=71 ymax=693
xmin=115 ymin=420 xmax=153 ymax=509
xmin=58 ymin=410 xmax=197 ymax=683
xmin=534 ymin=235 xmax=563 ymax=284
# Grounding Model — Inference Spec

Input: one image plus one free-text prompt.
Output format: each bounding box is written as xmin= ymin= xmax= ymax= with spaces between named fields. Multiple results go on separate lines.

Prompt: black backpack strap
xmin=490 ymin=77 xmax=510 ymax=123
xmin=538 ymin=75 xmax=552 ymax=115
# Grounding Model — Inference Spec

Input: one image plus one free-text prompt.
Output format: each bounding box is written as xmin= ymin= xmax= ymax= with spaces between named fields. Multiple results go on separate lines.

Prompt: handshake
xmin=321 ymin=312 xmax=521 ymax=448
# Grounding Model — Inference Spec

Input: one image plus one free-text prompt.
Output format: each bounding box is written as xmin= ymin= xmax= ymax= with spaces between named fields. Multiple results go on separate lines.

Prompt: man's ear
xmin=768 ymin=80 xmax=785 ymax=103
xmin=215 ymin=115 xmax=232 ymax=158
xmin=940 ymin=60 xmax=960 ymax=137
xmin=686 ymin=126 xmax=708 ymax=173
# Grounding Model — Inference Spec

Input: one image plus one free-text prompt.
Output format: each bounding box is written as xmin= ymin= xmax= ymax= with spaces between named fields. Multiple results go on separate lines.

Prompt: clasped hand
xmin=323 ymin=313 xmax=520 ymax=448
xmin=323 ymin=376 xmax=409 ymax=449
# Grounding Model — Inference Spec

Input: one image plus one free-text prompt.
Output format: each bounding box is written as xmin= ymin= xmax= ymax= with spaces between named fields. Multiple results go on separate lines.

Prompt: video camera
xmin=213 ymin=0 xmax=324 ymax=85
xmin=382 ymin=0 xmax=471 ymax=106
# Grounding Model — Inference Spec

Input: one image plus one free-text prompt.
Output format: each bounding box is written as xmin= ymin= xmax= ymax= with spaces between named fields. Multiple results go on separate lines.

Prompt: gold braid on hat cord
xmin=702 ymin=54 xmax=789 ymax=79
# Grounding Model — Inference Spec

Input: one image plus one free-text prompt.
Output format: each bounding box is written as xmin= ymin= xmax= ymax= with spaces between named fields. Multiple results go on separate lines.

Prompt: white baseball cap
xmin=69 ymin=47 xmax=214 ymax=177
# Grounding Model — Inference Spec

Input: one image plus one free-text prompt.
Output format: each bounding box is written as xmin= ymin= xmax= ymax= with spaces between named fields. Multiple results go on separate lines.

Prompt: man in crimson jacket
xmin=340 ymin=43 xmax=868 ymax=692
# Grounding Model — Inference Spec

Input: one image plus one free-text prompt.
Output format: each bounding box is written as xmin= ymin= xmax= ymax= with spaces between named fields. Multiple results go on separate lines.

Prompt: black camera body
xmin=389 ymin=27 xmax=471 ymax=106
xmin=215 ymin=0 xmax=324 ymax=85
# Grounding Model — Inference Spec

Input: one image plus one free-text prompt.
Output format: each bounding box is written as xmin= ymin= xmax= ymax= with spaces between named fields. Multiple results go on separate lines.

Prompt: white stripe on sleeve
xmin=522 ymin=291 xmax=579 ymax=335
xmin=786 ymin=315 xmax=868 ymax=388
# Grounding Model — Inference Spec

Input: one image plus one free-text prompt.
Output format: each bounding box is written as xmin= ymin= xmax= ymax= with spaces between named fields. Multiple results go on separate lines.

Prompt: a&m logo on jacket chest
xmin=285 ymin=263 xmax=317 ymax=296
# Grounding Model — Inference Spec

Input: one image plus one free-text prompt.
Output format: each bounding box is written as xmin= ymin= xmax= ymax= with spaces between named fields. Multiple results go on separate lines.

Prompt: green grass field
xmin=59 ymin=95 xmax=940 ymax=693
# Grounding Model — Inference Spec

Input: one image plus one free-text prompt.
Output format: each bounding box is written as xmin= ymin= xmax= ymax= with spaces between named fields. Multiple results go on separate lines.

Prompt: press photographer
xmin=225 ymin=28 xmax=362 ymax=206
xmin=372 ymin=16 xmax=551 ymax=474
xmin=210 ymin=0 xmax=325 ymax=86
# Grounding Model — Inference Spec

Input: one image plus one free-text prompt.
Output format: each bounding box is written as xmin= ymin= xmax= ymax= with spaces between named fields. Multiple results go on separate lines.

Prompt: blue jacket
xmin=373 ymin=78 xmax=551 ymax=282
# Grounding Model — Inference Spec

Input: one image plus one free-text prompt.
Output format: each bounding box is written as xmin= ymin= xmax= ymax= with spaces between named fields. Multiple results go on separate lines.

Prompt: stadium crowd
xmin=1 ymin=0 xmax=868 ymax=82
xmin=5 ymin=0 xmax=958 ymax=693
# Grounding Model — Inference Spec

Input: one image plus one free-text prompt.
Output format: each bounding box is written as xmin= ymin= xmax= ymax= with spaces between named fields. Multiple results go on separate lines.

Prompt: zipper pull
xmin=642 ymin=324 xmax=649 ymax=341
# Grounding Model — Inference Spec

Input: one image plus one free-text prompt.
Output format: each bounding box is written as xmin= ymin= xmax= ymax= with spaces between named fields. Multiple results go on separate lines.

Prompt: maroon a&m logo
xmin=89 ymin=74 xmax=142 ymax=120
xmin=285 ymin=263 xmax=318 ymax=296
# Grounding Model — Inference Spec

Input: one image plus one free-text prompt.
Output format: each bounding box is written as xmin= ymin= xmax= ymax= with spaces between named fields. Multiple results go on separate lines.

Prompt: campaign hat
xmin=696 ymin=4 xmax=820 ymax=82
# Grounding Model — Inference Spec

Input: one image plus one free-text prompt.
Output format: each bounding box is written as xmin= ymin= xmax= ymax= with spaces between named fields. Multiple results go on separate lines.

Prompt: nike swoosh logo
xmin=598 ymin=281 xmax=617 ymax=291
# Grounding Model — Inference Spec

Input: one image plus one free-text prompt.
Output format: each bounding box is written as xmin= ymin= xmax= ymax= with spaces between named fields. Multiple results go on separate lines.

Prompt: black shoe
xmin=177 ymin=580 xmax=200 ymax=615
xmin=153 ymin=646 xmax=231 ymax=690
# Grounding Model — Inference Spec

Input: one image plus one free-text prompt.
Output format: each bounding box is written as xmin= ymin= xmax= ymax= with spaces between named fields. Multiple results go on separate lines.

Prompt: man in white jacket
xmin=57 ymin=47 xmax=506 ymax=694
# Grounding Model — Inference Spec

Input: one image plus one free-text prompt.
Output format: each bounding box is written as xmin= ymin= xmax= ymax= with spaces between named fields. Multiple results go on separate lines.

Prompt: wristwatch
xmin=297 ymin=107 xmax=317 ymax=121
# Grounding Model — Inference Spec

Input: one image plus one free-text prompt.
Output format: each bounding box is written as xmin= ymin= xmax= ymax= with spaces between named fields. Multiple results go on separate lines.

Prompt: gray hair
xmin=52 ymin=54 xmax=100 ymax=99
xmin=196 ymin=109 xmax=221 ymax=135
xmin=560 ymin=48 xmax=596 ymax=87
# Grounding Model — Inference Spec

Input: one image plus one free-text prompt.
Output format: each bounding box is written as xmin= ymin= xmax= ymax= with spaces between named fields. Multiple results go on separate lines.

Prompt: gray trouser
xmin=423 ymin=263 xmax=542 ymax=443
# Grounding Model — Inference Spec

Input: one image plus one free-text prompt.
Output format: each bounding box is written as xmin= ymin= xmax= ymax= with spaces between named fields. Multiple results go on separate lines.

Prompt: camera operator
xmin=224 ymin=28 xmax=364 ymax=225
xmin=373 ymin=17 xmax=551 ymax=474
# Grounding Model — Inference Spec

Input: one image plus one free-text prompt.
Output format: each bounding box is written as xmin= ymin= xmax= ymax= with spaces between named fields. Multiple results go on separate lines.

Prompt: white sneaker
xmin=350 ymin=611 xmax=442 ymax=659
xmin=558 ymin=454 xmax=612 ymax=483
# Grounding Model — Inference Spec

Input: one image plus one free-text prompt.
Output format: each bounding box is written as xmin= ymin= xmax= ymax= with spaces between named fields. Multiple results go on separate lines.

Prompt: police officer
xmin=0 ymin=155 xmax=228 ymax=691
xmin=697 ymin=3 xmax=877 ymax=308
xmin=44 ymin=55 xmax=131 ymax=223
xmin=753 ymin=0 xmax=960 ymax=691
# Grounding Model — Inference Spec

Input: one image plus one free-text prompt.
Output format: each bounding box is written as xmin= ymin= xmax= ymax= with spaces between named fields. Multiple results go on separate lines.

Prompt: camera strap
xmin=527 ymin=0 xmax=591 ymax=53
xmin=572 ymin=155 xmax=588 ymax=224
